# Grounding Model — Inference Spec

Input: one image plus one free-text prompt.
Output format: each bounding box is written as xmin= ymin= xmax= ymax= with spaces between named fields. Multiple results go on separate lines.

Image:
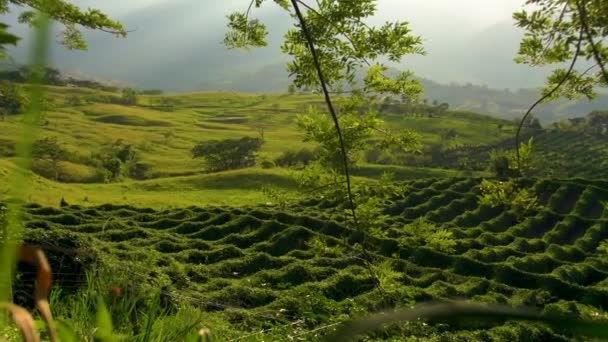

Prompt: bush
xmin=260 ymin=160 xmax=274 ymax=169
xmin=192 ymin=136 xmax=263 ymax=172
xmin=128 ymin=162 xmax=151 ymax=180
xmin=121 ymin=88 xmax=138 ymax=105
xmin=274 ymin=148 xmax=319 ymax=168
xmin=478 ymin=179 xmax=541 ymax=219
xmin=403 ymin=217 xmax=456 ymax=253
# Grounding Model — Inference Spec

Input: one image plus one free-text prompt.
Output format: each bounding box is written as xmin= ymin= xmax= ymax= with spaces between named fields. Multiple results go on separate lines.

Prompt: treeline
xmin=0 ymin=64 xmax=163 ymax=95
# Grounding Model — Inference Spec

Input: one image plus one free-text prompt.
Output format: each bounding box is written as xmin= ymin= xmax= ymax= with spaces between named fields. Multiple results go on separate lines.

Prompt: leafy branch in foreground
xmin=513 ymin=0 xmax=608 ymax=171
xmin=224 ymin=0 xmax=425 ymax=222
xmin=2 ymin=0 xmax=127 ymax=51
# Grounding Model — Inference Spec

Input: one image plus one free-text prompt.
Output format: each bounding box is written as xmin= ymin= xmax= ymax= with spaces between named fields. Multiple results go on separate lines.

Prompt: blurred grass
xmin=0 ymin=10 xmax=50 ymax=302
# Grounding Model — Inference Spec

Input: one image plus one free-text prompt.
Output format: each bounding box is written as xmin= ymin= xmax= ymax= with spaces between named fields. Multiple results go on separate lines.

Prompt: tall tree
xmin=224 ymin=0 xmax=424 ymax=213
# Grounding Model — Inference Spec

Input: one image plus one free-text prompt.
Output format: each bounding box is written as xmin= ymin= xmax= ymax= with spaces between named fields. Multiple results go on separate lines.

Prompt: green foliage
xmin=0 ymin=22 xmax=18 ymax=59
xmin=94 ymin=297 xmax=115 ymax=341
xmin=274 ymin=147 xmax=319 ymax=169
xmin=192 ymin=136 xmax=263 ymax=172
xmin=120 ymin=87 xmax=138 ymax=106
xmin=2 ymin=0 xmax=126 ymax=51
xmin=479 ymin=179 xmax=541 ymax=219
xmin=403 ymin=217 xmax=456 ymax=253
xmin=0 ymin=81 xmax=28 ymax=116
xmin=489 ymin=137 xmax=535 ymax=179
xmin=375 ymin=260 xmax=402 ymax=293
xmin=297 ymin=99 xmax=421 ymax=174
xmin=32 ymin=137 xmax=67 ymax=181
xmin=226 ymin=0 xmax=424 ymax=95
xmin=351 ymin=172 xmax=408 ymax=237
xmin=261 ymin=185 xmax=296 ymax=209
xmin=223 ymin=0 xmax=425 ymax=225
xmin=514 ymin=0 xmax=608 ymax=100
xmin=92 ymin=139 xmax=138 ymax=181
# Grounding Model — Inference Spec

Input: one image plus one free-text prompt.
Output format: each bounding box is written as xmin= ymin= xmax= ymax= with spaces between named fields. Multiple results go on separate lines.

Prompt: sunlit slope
xmin=1 ymin=85 xmax=516 ymax=178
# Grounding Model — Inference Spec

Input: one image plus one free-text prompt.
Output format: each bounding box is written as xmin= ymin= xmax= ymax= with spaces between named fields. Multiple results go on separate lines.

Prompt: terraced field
xmin=15 ymin=177 xmax=608 ymax=341
xmin=434 ymin=130 xmax=608 ymax=179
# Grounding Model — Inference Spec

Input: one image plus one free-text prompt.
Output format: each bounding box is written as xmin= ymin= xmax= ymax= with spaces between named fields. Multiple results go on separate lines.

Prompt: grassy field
xmin=11 ymin=177 xmax=608 ymax=340
xmin=0 ymin=85 xmax=510 ymax=207
xmin=431 ymin=130 xmax=608 ymax=179
xmin=7 ymin=85 xmax=608 ymax=341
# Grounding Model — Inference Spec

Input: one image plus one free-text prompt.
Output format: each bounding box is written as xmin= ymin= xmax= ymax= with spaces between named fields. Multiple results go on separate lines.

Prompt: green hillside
xmin=13 ymin=177 xmax=608 ymax=340
xmin=427 ymin=130 xmax=608 ymax=179
xmin=0 ymin=85 xmax=514 ymax=207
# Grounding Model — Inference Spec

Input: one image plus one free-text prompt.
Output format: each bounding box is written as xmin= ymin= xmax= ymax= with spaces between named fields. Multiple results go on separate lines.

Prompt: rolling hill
xmin=0 ymin=84 xmax=517 ymax=207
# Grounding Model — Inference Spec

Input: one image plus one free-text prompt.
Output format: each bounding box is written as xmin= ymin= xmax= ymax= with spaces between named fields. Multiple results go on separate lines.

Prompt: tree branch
xmin=243 ymin=0 xmax=256 ymax=44
xmin=290 ymin=0 xmax=357 ymax=222
xmin=540 ymin=2 xmax=570 ymax=60
xmin=576 ymin=0 xmax=608 ymax=85
xmin=515 ymin=22 xmax=584 ymax=172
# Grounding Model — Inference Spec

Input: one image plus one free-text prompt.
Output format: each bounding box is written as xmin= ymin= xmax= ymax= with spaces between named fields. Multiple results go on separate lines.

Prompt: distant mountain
xmin=0 ymin=2 xmax=577 ymax=92
xmin=2 ymin=1 xmax=605 ymax=121
xmin=195 ymin=62 xmax=608 ymax=124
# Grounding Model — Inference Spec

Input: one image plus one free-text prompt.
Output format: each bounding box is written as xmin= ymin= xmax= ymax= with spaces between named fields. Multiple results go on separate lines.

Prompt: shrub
xmin=274 ymin=147 xmax=319 ymax=168
xmin=403 ymin=217 xmax=456 ymax=253
xmin=489 ymin=137 xmax=536 ymax=179
xmin=478 ymin=179 xmax=540 ymax=219
xmin=128 ymin=162 xmax=151 ymax=180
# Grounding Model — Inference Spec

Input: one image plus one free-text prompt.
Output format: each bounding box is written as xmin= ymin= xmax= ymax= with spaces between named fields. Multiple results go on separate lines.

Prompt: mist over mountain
xmin=3 ymin=0 xmax=555 ymax=92
xmin=1 ymin=0 xmax=606 ymax=123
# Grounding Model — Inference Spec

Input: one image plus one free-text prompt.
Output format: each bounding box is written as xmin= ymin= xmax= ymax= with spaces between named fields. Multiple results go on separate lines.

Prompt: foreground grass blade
xmin=324 ymin=302 xmax=608 ymax=342
xmin=18 ymin=245 xmax=57 ymax=341
xmin=0 ymin=9 xmax=51 ymax=302
xmin=0 ymin=302 xmax=40 ymax=342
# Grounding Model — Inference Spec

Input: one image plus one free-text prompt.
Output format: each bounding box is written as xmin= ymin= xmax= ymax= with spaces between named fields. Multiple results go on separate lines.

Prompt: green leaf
xmin=94 ymin=297 xmax=114 ymax=342
xmin=55 ymin=320 xmax=78 ymax=342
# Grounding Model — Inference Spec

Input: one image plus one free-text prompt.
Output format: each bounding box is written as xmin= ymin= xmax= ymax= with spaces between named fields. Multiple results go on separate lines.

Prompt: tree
xmin=32 ymin=137 xmax=66 ymax=181
xmin=0 ymin=81 xmax=27 ymax=118
xmin=192 ymin=137 xmax=263 ymax=172
xmin=121 ymin=88 xmax=137 ymax=105
xmin=93 ymin=139 xmax=138 ymax=181
xmin=513 ymin=0 xmax=608 ymax=170
xmin=225 ymin=0 xmax=424 ymax=182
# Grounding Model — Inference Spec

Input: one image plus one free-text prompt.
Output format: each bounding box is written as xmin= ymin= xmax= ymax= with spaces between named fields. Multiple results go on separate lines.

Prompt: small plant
xmin=261 ymin=185 xmax=295 ymax=209
xmin=375 ymin=260 xmax=402 ymax=293
xmin=478 ymin=179 xmax=541 ymax=219
xmin=489 ymin=137 xmax=535 ymax=179
xmin=403 ymin=217 xmax=456 ymax=253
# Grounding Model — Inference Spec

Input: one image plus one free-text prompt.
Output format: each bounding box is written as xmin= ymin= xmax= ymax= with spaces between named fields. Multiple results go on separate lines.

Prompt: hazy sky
xmin=6 ymin=0 xmax=543 ymax=90
xmin=72 ymin=0 xmax=526 ymax=33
